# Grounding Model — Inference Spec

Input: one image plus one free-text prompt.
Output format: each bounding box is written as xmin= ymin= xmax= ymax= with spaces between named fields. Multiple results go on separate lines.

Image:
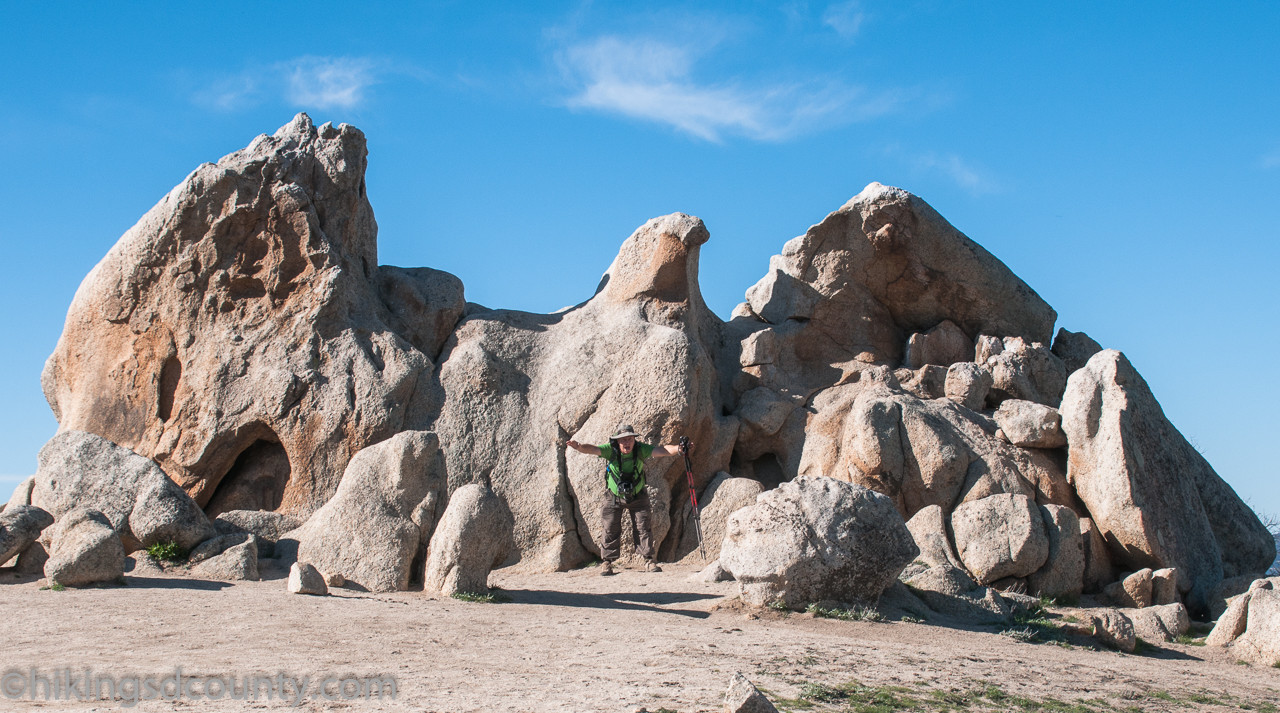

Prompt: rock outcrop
xmin=40 ymin=114 xmax=463 ymax=518
xmin=0 ymin=505 xmax=54 ymax=566
xmin=431 ymin=212 xmax=736 ymax=571
xmin=719 ymin=476 xmax=918 ymax=608
xmin=1061 ymin=350 xmax=1276 ymax=615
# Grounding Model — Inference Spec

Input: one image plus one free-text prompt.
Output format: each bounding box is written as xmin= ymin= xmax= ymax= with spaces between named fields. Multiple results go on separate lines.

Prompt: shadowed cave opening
xmin=204 ymin=437 xmax=292 ymax=518
xmin=157 ymin=355 xmax=181 ymax=422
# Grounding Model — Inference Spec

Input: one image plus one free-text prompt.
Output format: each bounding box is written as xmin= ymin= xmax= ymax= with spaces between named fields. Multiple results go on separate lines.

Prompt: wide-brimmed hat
xmin=612 ymin=424 xmax=639 ymax=439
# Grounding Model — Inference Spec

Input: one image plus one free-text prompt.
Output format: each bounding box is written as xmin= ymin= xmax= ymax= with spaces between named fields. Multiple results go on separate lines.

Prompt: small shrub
xmin=767 ymin=598 xmax=791 ymax=612
xmin=1000 ymin=626 xmax=1039 ymax=643
xmin=799 ymin=682 xmax=848 ymax=703
xmin=900 ymin=615 xmax=925 ymax=624
xmin=804 ymin=603 xmax=883 ymax=622
xmin=146 ymin=540 xmax=187 ymax=563
xmin=41 ymin=582 xmax=67 ymax=592
xmin=1174 ymin=633 xmax=1205 ymax=646
xmin=450 ymin=591 xmax=511 ymax=604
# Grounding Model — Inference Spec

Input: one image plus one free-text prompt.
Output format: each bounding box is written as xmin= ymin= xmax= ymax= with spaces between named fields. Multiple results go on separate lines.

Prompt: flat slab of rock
xmin=189 ymin=535 xmax=259 ymax=581
xmin=720 ymin=476 xmax=918 ymax=609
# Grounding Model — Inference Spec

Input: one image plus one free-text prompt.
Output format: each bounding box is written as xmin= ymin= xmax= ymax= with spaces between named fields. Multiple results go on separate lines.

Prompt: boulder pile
xmin=5 ymin=114 xmax=1270 ymax=633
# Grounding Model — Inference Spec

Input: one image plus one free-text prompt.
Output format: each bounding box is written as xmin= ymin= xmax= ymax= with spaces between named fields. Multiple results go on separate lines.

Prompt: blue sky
xmin=2 ymin=2 xmax=1277 ymax=517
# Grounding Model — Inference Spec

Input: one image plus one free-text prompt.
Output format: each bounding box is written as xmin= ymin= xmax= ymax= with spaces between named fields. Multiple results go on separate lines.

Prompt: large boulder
xmin=950 ymin=493 xmax=1048 ymax=584
xmin=291 ymin=431 xmax=444 ymax=592
xmin=905 ymin=504 xmax=963 ymax=570
xmin=422 ymin=483 xmax=514 ymax=596
xmin=904 ymin=320 xmax=972 ymax=369
xmin=287 ymin=562 xmax=328 ymax=596
xmin=719 ymin=476 xmax=918 ymax=609
xmin=0 ymin=505 xmax=54 ymax=566
xmin=432 ymin=212 xmax=736 ymax=571
xmin=43 ymin=508 xmax=126 ymax=587
xmin=1206 ymin=580 xmax=1272 ymax=647
xmin=1124 ymin=603 xmax=1190 ymax=642
xmin=979 ymin=337 xmax=1067 ymax=407
xmin=1061 ymin=350 xmax=1276 ymax=615
xmin=189 ymin=534 xmax=259 ymax=581
xmin=40 ymin=114 xmax=462 ymax=518
xmin=1027 ymin=504 xmax=1084 ymax=600
xmin=1050 ymin=328 xmax=1102 ymax=375
xmin=1230 ymin=587 xmax=1280 ymax=666
xmin=31 ymin=430 xmax=214 ymax=550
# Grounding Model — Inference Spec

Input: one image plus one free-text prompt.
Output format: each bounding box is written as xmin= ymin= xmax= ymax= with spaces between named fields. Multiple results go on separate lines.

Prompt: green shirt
xmin=598 ymin=442 xmax=654 ymax=498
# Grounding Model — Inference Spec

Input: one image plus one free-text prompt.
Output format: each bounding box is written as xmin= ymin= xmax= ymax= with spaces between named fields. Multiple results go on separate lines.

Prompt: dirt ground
xmin=1 ymin=561 xmax=1277 ymax=713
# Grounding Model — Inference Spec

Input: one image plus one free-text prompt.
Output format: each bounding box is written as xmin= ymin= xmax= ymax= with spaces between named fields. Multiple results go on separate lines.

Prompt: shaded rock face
xmin=720 ymin=476 xmax=918 ymax=608
xmin=0 ymin=505 xmax=54 ymax=566
xmin=431 ymin=213 xmax=736 ymax=571
xmin=667 ymin=473 xmax=763 ymax=563
xmin=41 ymin=114 xmax=462 ymax=518
xmin=1061 ymin=350 xmax=1276 ymax=615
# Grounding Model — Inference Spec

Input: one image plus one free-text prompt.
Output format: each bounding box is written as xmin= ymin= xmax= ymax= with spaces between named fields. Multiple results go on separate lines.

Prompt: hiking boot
xmin=600 ymin=561 xmax=615 ymax=576
xmin=644 ymin=560 xmax=662 ymax=573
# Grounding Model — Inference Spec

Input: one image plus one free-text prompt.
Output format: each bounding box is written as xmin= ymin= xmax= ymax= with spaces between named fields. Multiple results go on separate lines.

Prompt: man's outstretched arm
xmin=651 ymin=442 xmax=687 ymax=457
xmin=566 ymin=440 xmax=602 ymax=457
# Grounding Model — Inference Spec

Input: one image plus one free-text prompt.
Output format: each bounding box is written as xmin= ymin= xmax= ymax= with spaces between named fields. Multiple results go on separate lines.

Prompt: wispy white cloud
xmin=282 ymin=57 xmax=376 ymax=110
xmin=556 ymin=35 xmax=905 ymax=142
xmin=193 ymin=55 xmax=379 ymax=112
xmin=912 ymin=151 xmax=1000 ymax=195
xmin=822 ymin=1 xmax=866 ymax=38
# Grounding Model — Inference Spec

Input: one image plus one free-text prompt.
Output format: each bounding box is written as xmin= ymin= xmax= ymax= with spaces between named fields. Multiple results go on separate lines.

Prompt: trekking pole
xmin=679 ymin=436 xmax=707 ymax=562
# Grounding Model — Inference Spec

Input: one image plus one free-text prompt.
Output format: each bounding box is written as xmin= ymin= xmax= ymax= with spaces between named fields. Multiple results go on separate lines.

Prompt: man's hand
xmin=566 ymin=440 xmax=601 ymax=456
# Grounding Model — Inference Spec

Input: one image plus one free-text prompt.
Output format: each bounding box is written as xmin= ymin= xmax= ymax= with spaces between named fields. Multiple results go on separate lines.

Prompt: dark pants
xmin=600 ymin=490 xmax=654 ymax=562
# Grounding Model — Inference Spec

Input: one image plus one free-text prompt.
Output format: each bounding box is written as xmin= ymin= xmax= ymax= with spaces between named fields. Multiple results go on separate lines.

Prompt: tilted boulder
xmin=905 ymin=504 xmax=963 ymax=570
xmin=1104 ymin=568 xmax=1155 ymax=608
xmin=31 ymin=430 xmax=214 ymax=551
xmin=44 ymin=508 xmax=126 ymax=587
xmin=0 ymin=505 xmax=54 ymax=566
xmin=944 ymin=362 xmax=992 ymax=411
xmin=719 ymin=476 xmax=918 ymax=609
xmin=40 ymin=113 xmax=462 ymax=518
xmin=291 ymin=430 xmax=444 ymax=592
xmin=1206 ymin=579 xmax=1272 ymax=647
xmin=212 ymin=510 xmax=302 ymax=558
xmin=1152 ymin=567 xmax=1180 ymax=605
xmin=1061 ymin=350 xmax=1276 ymax=615
xmin=950 ymin=494 xmax=1048 ymax=584
xmin=1124 ymin=603 xmax=1190 ymax=642
xmin=422 ymin=483 xmax=514 ymax=596
xmin=980 ymin=337 xmax=1067 ymax=407
xmin=1089 ymin=608 xmax=1136 ymax=652
xmin=432 ymin=212 xmax=736 ymax=571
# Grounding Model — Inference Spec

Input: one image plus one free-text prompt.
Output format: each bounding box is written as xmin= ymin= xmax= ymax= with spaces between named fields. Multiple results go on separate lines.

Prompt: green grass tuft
xmin=450 ymin=590 xmax=512 ymax=604
xmin=145 ymin=540 xmax=188 ymax=563
xmin=42 ymin=582 xmax=67 ymax=592
xmin=767 ymin=598 xmax=792 ymax=612
xmin=1174 ymin=633 xmax=1205 ymax=646
xmin=805 ymin=603 xmax=884 ymax=622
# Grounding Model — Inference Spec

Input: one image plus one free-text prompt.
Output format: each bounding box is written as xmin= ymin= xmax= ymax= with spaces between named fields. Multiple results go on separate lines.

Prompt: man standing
xmin=566 ymin=424 xmax=685 ymax=575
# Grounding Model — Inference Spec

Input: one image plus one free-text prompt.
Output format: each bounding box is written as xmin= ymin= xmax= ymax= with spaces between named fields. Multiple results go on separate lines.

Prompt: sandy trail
xmin=1 ymin=562 xmax=1277 ymax=712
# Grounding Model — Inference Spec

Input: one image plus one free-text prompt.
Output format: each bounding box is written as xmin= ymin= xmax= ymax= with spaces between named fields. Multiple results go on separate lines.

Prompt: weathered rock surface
xmin=189 ymin=534 xmax=259 ymax=581
xmin=434 ymin=212 xmax=735 ymax=571
xmin=720 ymin=476 xmax=918 ymax=609
xmin=292 ymin=431 xmax=444 ymax=592
xmin=1231 ymin=587 xmax=1280 ymax=666
xmin=31 ymin=430 xmax=214 ymax=551
xmin=1105 ymin=568 xmax=1155 ymax=609
xmin=1152 ymin=567 xmax=1180 ymax=605
xmin=1089 ymin=608 xmax=1136 ymax=652
xmin=724 ymin=672 xmax=778 ymax=713
xmin=287 ymin=562 xmax=327 ymax=596
xmin=44 ymin=508 xmax=126 ymax=587
xmin=904 ymin=320 xmax=972 ymax=369
xmin=671 ymin=473 xmax=763 ymax=562
xmin=1061 ymin=350 xmax=1276 ymax=615
xmin=1079 ymin=517 xmax=1114 ymax=593
xmin=0 ymin=505 xmax=54 ymax=566
xmin=213 ymin=510 xmax=302 ymax=558
xmin=905 ymin=504 xmax=963 ymax=570
xmin=904 ymin=564 xmax=1011 ymax=624
xmin=6 ymin=476 xmax=34 ymax=509
xmin=1124 ymin=603 xmax=1190 ymax=642
xmin=1051 ymin=328 xmax=1102 ymax=375
xmin=422 ymin=483 xmax=513 ymax=596
xmin=1205 ymin=581 xmax=1270 ymax=647
xmin=41 ymin=114 xmax=461 ymax=518
xmin=951 ymin=494 xmax=1048 ymax=584
xmin=993 ymin=400 xmax=1066 ymax=449
xmin=944 ymin=362 xmax=992 ymax=411
xmin=980 ymin=337 xmax=1067 ymax=407
xmin=1027 ymin=504 xmax=1083 ymax=600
